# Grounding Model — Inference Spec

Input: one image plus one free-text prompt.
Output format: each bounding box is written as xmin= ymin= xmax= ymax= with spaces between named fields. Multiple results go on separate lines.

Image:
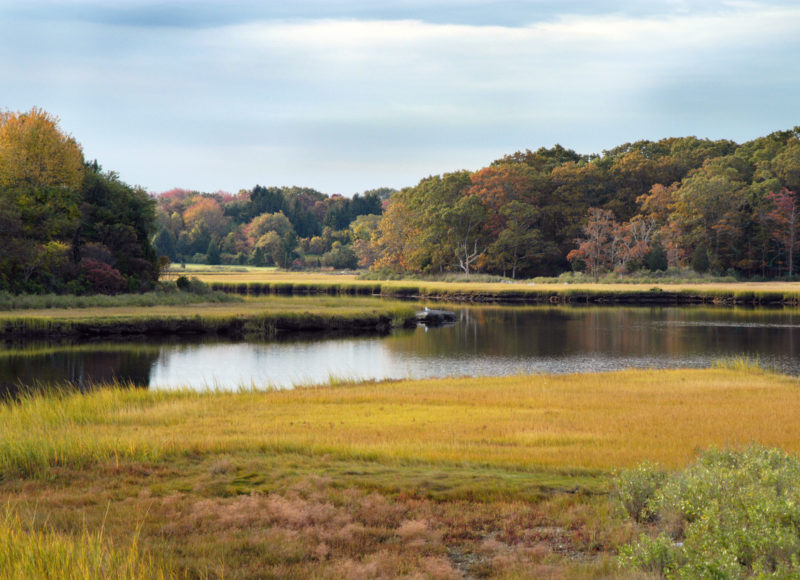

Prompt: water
xmin=3 ymin=304 xmax=800 ymax=394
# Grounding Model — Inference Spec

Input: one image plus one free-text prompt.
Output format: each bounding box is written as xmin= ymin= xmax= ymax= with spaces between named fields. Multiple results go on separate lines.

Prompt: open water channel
xmin=3 ymin=304 xmax=800 ymax=395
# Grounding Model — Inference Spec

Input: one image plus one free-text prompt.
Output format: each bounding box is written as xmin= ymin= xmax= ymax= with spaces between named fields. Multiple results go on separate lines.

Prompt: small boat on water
xmin=415 ymin=307 xmax=456 ymax=326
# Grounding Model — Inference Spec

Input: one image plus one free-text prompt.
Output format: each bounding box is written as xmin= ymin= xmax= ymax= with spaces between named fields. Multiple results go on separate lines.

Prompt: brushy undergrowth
xmin=0 ymin=506 xmax=168 ymax=580
xmin=616 ymin=445 xmax=800 ymax=578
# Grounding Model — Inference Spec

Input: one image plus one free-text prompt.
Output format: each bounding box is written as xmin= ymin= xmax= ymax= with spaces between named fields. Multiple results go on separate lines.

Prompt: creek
xmin=3 ymin=304 xmax=800 ymax=395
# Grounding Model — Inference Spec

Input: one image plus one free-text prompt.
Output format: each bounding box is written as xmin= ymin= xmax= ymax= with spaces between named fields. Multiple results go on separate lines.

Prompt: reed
xmin=0 ymin=507 xmax=168 ymax=580
xmin=0 ymin=290 xmax=237 ymax=311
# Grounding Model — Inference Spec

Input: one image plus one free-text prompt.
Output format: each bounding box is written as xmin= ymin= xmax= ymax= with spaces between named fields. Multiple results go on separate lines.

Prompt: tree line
xmin=4 ymin=106 xmax=799 ymax=295
xmin=366 ymin=130 xmax=800 ymax=279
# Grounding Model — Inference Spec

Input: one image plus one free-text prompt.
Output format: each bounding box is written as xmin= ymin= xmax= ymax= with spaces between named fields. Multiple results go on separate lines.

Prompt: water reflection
xmin=3 ymin=305 xmax=800 ymax=393
xmin=0 ymin=340 xmax=159 ymax=398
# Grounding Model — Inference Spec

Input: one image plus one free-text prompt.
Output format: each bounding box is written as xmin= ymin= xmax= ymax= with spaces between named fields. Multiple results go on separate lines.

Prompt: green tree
xmin=691 ymin=244 xmax=709 ymax=273
xmin=153 ymin=227 xmax=178 ymax=261
xmin=321 ymin=241 xmax=358 ymax=269
xmin=78 ymin=163 xmax=158 ymax=289
xmin=487 ymin=201 xmax=556 ymax=279
xmin=206 ymin=237 xmax=221 ymax=265
xmin=645 ymin=239 xmax=668 ymax=271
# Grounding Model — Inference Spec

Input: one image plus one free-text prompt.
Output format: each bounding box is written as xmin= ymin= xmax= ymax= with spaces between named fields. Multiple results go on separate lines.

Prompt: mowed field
xmin=2 ymin=366 xmax=799 ymax=578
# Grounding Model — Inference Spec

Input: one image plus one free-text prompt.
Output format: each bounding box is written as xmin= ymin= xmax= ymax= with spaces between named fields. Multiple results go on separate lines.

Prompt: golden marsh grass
xmin=3 ymin=368 xmax=800 ymax=476
xmin=188 ymin=268 xmax=800 ymax=304
xmin=4 ymin=367 xmax=800 ymax=578
xmin=0 ymin=295 xmax=410 ymax=322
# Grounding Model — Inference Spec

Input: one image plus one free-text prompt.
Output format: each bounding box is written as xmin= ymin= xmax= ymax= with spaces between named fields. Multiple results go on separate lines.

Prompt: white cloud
xmin=2 ymin=1 xmax=799 ymax=192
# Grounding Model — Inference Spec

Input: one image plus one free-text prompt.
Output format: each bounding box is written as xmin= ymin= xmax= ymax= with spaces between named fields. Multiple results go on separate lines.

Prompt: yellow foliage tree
xmin=0 ymin=107 xmax=84 ymax=239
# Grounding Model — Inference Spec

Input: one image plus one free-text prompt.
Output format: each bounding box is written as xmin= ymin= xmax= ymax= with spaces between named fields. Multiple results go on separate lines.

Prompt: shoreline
xmin=207 ymin=279 xmax=799 ymax=306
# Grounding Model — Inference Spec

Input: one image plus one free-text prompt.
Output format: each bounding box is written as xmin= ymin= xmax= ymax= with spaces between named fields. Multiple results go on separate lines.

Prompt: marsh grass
xmin=6 ymin=368 xmax=799 ymax=577
xmin=0 ymin=506 xmax=168 ymax=580
xmin=712 ymin=355 xmax=764 ymax=372
xmin=0 ymin=289 xmax=237 ymax=311
xmin=192 ymin=270 xmax=800 ymax=305
xmin=0 ymin=296 xmax=418 ymax=337
xmin=4 ymin=368 xmax=800 ymax=478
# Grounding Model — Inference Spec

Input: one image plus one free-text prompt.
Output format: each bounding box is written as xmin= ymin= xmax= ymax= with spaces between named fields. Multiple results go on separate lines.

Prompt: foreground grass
xmin=2 ymin=367 xmax=800 ymax=577
xmin=0 ymin=508 xmax=168 ymax=580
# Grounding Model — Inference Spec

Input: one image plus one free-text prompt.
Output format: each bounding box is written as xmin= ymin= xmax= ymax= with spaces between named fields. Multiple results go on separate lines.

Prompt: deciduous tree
xmin=767 ymin=188 xmax=800 ymax=276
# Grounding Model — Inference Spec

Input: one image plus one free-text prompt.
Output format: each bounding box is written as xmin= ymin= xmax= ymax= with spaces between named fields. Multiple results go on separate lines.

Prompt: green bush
xmin=617 ymin=446 xmax=800 ymax=578
xmin=615 ymin=461 xmax=667 ymax=523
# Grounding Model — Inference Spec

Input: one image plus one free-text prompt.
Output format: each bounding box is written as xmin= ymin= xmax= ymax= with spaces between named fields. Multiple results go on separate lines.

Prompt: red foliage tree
xmin=767 ymin=188 xmax=800 ymax=276
xmin=80 ymin=258 xmax=127 ymax=294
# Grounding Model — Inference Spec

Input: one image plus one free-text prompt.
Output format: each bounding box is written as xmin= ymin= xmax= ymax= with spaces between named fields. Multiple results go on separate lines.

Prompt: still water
xmin=3 ymin=305 xmax=800 ymax=394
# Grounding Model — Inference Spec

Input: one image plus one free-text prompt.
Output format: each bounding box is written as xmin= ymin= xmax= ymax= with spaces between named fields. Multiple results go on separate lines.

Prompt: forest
xmin=3 ymin=106 xmax=800 ymax=295
xmin=370 ymin=130 xmax=800 ymax=279
xmin=155 ymin=128 xmax=800 ymax=281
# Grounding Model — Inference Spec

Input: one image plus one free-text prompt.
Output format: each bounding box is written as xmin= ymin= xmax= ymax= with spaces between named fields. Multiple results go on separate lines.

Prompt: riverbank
xmin=0 ymin=296 xmax=418 ymax=338
xmin=191 ymin=269 xmax=800 ymax=305
xmin=2 ymin=366 xmax=799 ymax=578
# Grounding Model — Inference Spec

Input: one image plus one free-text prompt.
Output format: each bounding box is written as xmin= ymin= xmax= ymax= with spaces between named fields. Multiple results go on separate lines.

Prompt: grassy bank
xmin=2 ymin=367 xmax=799 ymax=578
xmin=0 ymin=289 xmax=237 ymax=311
xmin=188 ymin=268 xmax=800 ymax=305
xmin=0 ymin=296 xmax=418 ymax=338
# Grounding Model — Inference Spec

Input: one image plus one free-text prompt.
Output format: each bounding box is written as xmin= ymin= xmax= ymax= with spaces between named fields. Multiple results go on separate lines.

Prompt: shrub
xmin=175 ymin=276 xmax=210 ymax=295
xmin=614 ymin=461 xmax=667 ymax=523
xmin=80 ymin=259 xmax=127 ymax=294
xmin=617 ymin=446 xmax=800 ymax=578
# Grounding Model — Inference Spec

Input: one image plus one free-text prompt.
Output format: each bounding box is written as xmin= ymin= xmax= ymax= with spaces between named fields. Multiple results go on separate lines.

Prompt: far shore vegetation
xmin=2 ymin=108 xmax=800 ymax=299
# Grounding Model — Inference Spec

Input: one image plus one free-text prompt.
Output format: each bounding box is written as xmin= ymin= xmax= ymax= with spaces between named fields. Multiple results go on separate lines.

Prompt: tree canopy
xmin=0 ymin=108 xmax=158 ymax=294
xmin=367 ymin=130 xmax=800 ymax=279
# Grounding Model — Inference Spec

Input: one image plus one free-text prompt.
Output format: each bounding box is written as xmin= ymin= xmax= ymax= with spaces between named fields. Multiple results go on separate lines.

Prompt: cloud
xmin=2 ymin=1 xmax=799 ymax=193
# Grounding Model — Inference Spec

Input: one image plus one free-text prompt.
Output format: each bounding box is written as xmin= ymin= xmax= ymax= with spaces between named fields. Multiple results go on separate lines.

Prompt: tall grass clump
xmin=617 ymin=445 xmax=800 ymax=578
xmin=0 ymin=507 xmax=168 ymax=580
xmin=712 ymin=355 xmax=763 ymax=372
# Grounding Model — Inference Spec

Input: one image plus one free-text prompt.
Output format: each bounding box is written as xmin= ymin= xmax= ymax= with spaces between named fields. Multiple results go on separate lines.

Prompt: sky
xmin=1 ymin=1 xmax=799 ymax=195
